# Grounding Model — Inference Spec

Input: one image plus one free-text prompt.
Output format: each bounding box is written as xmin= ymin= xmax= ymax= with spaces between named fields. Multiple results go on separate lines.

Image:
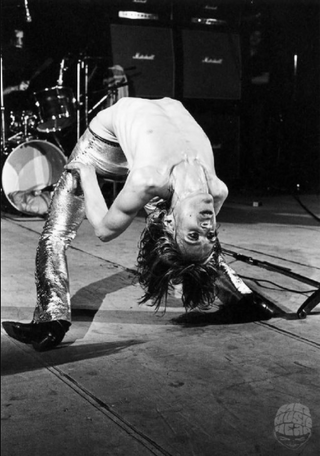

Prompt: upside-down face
xmin=166 ymin=193 xmax=217 ymax=261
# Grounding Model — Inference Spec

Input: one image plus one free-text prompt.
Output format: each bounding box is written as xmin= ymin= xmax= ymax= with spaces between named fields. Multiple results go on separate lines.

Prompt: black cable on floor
xmin=240 ymin=275 xmax=317 ymax=295
xmin=293 ymin=194 xmax=320 ymax=223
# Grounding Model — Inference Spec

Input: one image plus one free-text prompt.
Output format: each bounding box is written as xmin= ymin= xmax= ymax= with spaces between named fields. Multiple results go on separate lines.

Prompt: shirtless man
xmin=2 ymin=97 xmax=272 ymax=351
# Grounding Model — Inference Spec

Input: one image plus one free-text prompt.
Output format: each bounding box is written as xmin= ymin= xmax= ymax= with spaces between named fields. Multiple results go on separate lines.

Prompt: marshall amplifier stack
xmin=107 ymin=0 xmax=242 ymax=180
xmin=107 ymin=0 xmax=242 ymax=100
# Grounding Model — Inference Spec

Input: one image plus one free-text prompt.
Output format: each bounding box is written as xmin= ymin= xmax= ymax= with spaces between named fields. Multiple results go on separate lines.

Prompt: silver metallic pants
xmin=32 ymin=128 xmax=128 ymax=323
xmin=32 ymin=129 xmax=252 ymax=324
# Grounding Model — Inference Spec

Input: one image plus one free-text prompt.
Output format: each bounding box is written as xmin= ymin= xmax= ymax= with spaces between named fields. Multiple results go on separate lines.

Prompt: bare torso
xmin=76 ymin=97 xmax=228 ymax=241
xmin=90 ymin=97 xmax=216 ymax=187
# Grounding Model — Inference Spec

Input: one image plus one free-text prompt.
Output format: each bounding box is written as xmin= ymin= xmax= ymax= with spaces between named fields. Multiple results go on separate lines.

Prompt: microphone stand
xmin=223 ymin=248 xmax=320 ymax=318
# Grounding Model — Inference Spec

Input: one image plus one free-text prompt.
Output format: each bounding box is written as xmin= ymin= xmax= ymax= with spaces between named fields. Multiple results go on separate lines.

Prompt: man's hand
xmin=65 ymin=161 xmax=95 ymax=179
xmin=19 ymin=80 xmax=29 ymax=91
xmin=64 ymin=161 xmax=96 ymax=192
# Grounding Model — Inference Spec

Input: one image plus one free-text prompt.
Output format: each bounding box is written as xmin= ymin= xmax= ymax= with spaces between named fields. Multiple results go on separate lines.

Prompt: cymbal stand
xmin=84 ymin=57 xmax=99 ymax=127
xmin=76 ymin=56 xmax=125 ymax=134
xmin=76 ymin=57 xmax=84 ymax=141
xmin=84 ymin=59 xmax=90 ymax=128
xmin=76 ymin=55 xmax=93 ymax=139
xmin=88 ymin=88 xmax=116 ymax=116
xmin=0 ymin=54 xmax=6 ymax=147
xmin=88 ymin=80 xmax=128 ymax=117
xmin=51 ymin=132 xmax=65 ymax=154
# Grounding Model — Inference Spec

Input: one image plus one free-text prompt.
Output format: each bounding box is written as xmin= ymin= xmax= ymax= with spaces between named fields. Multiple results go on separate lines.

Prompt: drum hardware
xmin=34 ymin=86 xmax=77 ymax=133
xmin=1 ymin=57 xmax=53 ymax=145
xmin=22 ymin=111 xmax=38 ymax=136
xmin=9 ymin=110 xmax=38 ymax=136
xmin=1 ymin=54 xmax=6 ymax=146
xmin=76 ymin=57 xmax=82 ymax=140
xmin=88 ymin=81 xmax=129 ymax=117
xmin=4 ymin=132 xmax=24 ymax=147
xmin=30 ymin=56 xmax=75 ymax=134
xmin=79 ymin=55 xmax=122 ymax=134
xmin=41 ymin=53 xmax=129 ymax=140
xmin=57 ymin=57 xmax=67 ymax=87
xmin=3 ymin=133 xmax=25 ymax=151
xmin=50 ymin=132 xmax=66 ymax=155
xmin=1 ymin=129 xmax=39 ymax=154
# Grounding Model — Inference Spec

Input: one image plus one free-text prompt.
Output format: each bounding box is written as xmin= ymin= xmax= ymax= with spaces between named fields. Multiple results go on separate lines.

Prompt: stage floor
xmin=1 ymin=191 xmax=320 ymax=456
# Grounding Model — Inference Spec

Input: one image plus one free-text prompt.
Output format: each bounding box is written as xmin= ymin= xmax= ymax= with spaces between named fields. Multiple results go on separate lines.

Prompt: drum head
xmin=2 ymin=140 xmax=66 ymax=214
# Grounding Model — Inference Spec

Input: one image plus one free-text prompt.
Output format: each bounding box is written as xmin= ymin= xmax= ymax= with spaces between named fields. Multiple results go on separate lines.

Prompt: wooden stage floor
xmin=1 ymin=192 xmax=319 ymax=456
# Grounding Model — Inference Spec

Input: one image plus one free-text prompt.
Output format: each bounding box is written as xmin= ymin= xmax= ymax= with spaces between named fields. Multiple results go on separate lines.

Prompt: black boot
xmin=2 ymin=320 xmax=70 ymax=352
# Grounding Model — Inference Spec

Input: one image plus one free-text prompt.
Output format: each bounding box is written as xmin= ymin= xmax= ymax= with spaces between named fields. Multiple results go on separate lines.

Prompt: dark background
xmin=1 ymin=0 xmax=319 ymax=193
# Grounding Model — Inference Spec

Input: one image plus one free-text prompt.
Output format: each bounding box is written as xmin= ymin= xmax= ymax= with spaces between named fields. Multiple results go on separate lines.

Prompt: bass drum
xmin=1 ymin=140 xmax=66 ymax=215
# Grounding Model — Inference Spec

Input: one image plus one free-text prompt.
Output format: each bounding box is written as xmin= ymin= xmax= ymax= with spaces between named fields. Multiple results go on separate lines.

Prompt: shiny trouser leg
xmin=32 ymin=128 xmax=127 ymax=324
xmin=32 ymin=170 xmax=85 ymax=323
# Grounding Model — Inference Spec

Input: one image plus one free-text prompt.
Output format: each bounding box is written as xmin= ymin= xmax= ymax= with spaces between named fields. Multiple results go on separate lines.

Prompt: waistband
xmin=88 ymin=126 xmax=120 ymax=148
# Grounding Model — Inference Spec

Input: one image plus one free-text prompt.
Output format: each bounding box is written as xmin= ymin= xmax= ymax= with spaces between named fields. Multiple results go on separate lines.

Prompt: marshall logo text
xmin=132 ymin=53 xmax=155 ymax=60
xmin=202 ymin=57 xmax=223 ymax=64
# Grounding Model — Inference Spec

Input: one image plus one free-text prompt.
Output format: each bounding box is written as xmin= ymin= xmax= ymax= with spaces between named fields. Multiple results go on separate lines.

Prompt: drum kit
xmin=1 ymin=83 xmax=74 ymax=214
xmin=1 ymin=55 xmax=128 ymax=215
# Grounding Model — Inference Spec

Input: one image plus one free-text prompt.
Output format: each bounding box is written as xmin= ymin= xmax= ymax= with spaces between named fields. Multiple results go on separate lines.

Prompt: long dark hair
xmin=136 ymin=199 xmax=221 ymax=312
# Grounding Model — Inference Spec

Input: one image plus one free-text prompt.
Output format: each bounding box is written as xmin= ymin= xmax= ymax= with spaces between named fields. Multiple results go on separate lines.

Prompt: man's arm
xmin=3 ymin=80 xmax=29 ymax=95
xmin=65 ymin=162 xmax=153 ymax=241
xmin=206 ymin=175 xmax=228 ymax=215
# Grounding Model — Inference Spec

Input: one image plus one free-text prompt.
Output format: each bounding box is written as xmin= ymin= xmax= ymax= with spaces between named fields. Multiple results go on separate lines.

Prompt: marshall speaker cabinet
xmin=109 ymin=24 xmax=175 ymax=98
xmin=181 ymin=30 xmax=241 ymax=100
xmin=184 ymin=103 xmax=240 ymax=182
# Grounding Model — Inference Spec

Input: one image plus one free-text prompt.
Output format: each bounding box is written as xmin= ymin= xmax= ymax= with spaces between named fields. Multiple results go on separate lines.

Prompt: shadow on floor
xmin=171 ymin=298 xmax=294 ymax=327
xmin=1 ymin=338 xmax=145 ymax=376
